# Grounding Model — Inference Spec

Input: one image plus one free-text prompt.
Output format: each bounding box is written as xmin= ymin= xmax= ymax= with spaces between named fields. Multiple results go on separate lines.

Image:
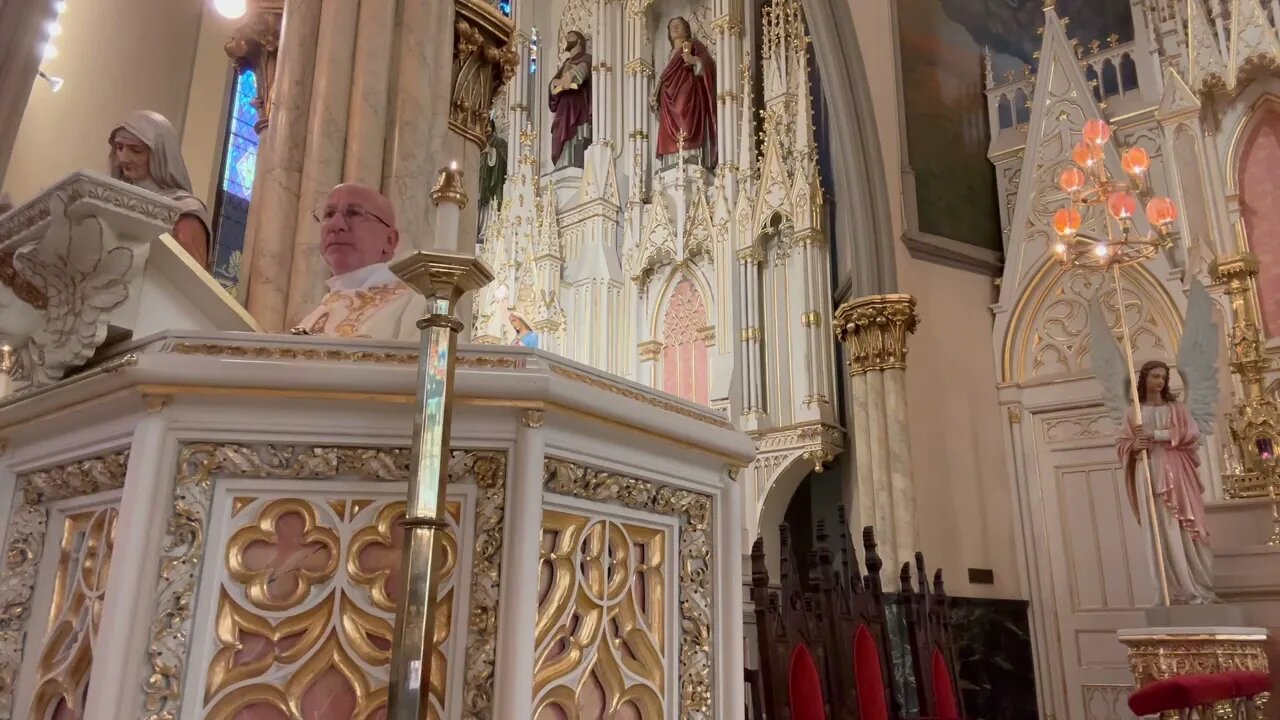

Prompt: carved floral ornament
xmin=0 ymin=451 xmax=130 ymax=720
xmin=834 ymin=294 xmax=920 ymax=375
xmin=452 ymin=0 xmax=519 ymax=146
xmin=143 ymin=444 xmax=507 ymax=720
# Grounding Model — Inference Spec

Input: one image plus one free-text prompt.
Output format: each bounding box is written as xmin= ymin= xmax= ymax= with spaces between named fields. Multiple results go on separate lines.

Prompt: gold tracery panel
xmin=203 ymin=496 xmax=462 ymax=720
xmin=144 ymin=445 xmax=506 ymax=720
xmin=539 ymin=459 xmax=715 ymax=720
xmin=29 ymin=506 xmax=119 ymax=720
xmin=533 ymin=510 xmax=667 ymax=719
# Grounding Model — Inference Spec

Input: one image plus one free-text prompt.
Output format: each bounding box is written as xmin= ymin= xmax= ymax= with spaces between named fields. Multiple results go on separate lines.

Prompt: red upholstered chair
xmin=751 ymin=525 xmax=835 ymax=720
xmin=1127 ymin=671 xmax=1271 ymax=719
xmin=790 ymin=643 xmax=829 ymax=720
xmin=897 ymin=553 xmax=965 ymax=719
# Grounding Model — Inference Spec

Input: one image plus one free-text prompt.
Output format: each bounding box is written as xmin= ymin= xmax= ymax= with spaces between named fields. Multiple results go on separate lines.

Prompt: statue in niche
xmin=549 ymin=30 xmax=592 ymax=169
xmin=650 ymin=16 xmax=717 ymax=169
xmin=1089 ymin=280 xmax=1220 ymax=605
xmin=107 ymin=111 xmax=212 ymax=269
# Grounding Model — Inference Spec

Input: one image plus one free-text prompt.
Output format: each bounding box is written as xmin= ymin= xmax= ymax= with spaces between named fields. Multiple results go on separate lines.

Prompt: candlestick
xmin=432 ymin=163 xmax=467 ymax=253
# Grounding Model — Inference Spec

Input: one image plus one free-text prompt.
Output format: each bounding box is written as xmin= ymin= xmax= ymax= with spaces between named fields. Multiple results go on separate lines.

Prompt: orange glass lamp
xmin=1050 ymin=119 xmax=1178 ymax=270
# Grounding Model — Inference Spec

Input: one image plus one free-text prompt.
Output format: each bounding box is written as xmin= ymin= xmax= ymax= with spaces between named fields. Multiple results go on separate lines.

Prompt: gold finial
xmin=431 ymin=162 xmax=468 ymax=209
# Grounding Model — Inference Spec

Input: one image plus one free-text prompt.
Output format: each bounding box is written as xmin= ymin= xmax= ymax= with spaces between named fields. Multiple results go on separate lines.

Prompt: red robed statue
xmin=651 ymin=16 xmax=717 ymax=165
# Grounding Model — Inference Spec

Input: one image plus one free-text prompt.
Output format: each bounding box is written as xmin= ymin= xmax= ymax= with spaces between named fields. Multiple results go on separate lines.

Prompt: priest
xmin=292 ymin=184 xmax=426 ymax=340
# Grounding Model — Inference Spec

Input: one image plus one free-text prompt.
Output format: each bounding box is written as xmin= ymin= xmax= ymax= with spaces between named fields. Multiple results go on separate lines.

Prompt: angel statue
xmin=1089 ymin=279 xmax=1220 ymax=605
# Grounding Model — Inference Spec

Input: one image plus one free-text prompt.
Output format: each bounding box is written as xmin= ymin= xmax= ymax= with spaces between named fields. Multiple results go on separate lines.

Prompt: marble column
xmin=236 ymin=0 xmax=516 ymax=330
xmin=834 ymin=293 xmax=919 ymax=571
xmin=284 ymin=0 xmax=359 ymax=324
xmin=243 ymin=0 xmax=322 ymax=330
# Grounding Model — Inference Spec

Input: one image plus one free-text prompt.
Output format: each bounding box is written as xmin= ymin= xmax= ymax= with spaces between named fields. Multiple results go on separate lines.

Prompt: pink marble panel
xmin=1240 ymin=110 xmax=1280 ymax=337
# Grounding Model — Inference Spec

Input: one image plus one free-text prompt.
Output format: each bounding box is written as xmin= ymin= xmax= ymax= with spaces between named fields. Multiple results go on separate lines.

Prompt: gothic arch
xmin=1000 ymin=259 xmax=1183 ymax=384
xmin=1232 ymin=98 xmax=1280 ymax=335
xmin=753 ymin=453 xmax=819 ymax=575
xmin=799 ymin=0 xmax=897 ymax=299
xmin=648 ymin=263 xmax=716 ymax=340
xmin=1222 ymin=78 xmax=1280 ymax=193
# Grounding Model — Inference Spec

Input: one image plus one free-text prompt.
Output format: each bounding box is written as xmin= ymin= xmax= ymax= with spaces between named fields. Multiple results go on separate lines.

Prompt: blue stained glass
xmin=221 ymin=70 xmax=260 ymax=200
xmin=499 ymin=0 xmax=511 ymax=16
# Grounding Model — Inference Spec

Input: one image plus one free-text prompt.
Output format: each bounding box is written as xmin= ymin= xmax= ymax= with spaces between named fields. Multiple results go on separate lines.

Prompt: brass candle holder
xmin=385 ymin=166 xmax=494 ymax=719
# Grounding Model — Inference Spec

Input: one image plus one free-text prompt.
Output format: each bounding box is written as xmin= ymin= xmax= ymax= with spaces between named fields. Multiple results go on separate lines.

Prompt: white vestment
xmin=294 ymin=263 xmax=425 ymax=341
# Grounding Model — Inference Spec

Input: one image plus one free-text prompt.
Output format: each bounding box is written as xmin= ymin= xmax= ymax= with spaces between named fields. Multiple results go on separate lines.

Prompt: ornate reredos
xmin=479 ymin=0 xmax=829 ymax=409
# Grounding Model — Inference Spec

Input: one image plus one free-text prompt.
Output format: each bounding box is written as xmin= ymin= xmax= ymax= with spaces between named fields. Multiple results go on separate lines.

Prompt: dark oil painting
xmin=898 ymin=0 xmax=1132 ymax=252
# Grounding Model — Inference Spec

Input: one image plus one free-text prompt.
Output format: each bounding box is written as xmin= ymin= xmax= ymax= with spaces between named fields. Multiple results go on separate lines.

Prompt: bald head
xmin=319 ymin=184 xmax=399 ymax=276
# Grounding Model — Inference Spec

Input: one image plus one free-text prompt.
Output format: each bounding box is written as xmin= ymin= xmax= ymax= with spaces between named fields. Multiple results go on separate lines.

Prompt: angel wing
xmin=22 ymin=196 xmax=134 ymax=387
xmin=1088 ymin=295 xmax=1131 ymax=427
xmin=1176 ymin=278 xmax=1220 ymax=436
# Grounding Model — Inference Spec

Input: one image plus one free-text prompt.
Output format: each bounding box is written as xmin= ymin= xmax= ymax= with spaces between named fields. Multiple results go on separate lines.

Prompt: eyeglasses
xmin=312 ymin=205 xmax=392 ymax=228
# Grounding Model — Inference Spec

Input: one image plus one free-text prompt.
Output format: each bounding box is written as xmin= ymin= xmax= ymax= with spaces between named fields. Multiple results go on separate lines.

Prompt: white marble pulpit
xmin=0 ymin=331 xmax=753 ymax=720
xmin=0 ymin=172 xmax=259 ymax=398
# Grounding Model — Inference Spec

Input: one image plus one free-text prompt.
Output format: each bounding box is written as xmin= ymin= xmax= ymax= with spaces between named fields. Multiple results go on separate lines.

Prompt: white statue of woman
xmin=107 ymin=111 xmax=212 ymax=268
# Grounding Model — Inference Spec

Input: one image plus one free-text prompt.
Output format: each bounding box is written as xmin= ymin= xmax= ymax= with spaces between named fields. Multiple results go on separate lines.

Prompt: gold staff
xmin=1049 ymin=118 xmax=1180 ymax=606
xmin=386 ymin=165 xmax=494 ymax=718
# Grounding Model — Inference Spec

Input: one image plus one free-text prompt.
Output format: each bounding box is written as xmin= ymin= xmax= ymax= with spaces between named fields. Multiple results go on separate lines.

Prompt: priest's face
xmin=111 ymin=130 xmax=152 ymax=184
xmin=319 ymin=184 xmax=399 ymax=276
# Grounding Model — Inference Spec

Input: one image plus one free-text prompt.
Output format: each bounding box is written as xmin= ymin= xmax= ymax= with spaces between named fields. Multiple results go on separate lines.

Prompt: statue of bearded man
xmin=108 ymin=111 xmax=213 ymax=268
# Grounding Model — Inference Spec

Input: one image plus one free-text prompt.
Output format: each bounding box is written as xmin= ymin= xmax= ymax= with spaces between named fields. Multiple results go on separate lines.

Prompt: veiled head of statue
xmin=1138 ymin=360 xmax=1176 ymax=403
xmin=318 ymin=184 xmax=399 ymax=277
xmin=667 ymin=16 xmax=692 ymax=46
xmin=108 ymin=111 xmax=194 ymax=193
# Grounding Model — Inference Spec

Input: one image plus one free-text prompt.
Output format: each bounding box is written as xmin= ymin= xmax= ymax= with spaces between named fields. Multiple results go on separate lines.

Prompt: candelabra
xmin=385 ymin=164 xmax=494 ymax=719
xmin=1212 ymin=254 xmax=1280 ymax=546
xmin=1049 ymin=118 xmax=1180 ymax=605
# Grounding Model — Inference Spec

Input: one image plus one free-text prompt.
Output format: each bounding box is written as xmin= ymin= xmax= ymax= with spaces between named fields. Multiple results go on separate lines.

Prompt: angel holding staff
xmin=1090 ymin=279 xmax=1220 ymax=605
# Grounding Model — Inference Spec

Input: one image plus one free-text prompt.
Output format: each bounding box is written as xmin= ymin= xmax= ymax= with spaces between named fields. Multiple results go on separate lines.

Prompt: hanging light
xmin=53 ymin=1 xmax=68 ymax=14
xmin=38 ymin=70 xmax=63 ymax=92
xmin=45 ymin=20 xmax=62 ymax=37
xmin=1121 ymin=147 xmax=1150 ymax=177
xmin=1083 ymin=118 xmax=1112 ymax=146
xmin=1145 ymin=196 xmax=1178 ymax=229
xmin=213 ymin=0 xmax=247 ymax=19
xmin=1072 ymin=140 xmax=1102 ymax=169
xmin=41 ymin=43 xmax=58 ymax=61
xmin=1094 ymin=243 xmax=1110 ymax=258
xmin=1053 ymin=207 xmax=1082 ymax=237
xmin=1107 ymin=191 xmax=1138 ymax=220
xmin=1058 ymin=166 xmax=1087 ymax=194
xmin=1053 ymin=241 xmax=1068 ymax=256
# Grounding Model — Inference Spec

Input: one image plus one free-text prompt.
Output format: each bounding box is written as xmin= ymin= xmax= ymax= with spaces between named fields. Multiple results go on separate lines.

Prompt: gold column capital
xmin=224 ymin=1 xmax=284 ymax=134
xmin=451 ymin=0 xmax=519 ymax=147
xmin=834 ymin=293 xmax=920 ymax=375
xmin=1210 ymin=251 xmax=1260 ymax=284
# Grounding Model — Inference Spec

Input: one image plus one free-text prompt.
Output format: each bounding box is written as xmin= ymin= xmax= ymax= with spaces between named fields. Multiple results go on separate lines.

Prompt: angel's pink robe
xmin=1117 ymin=402 xmax=1217 ymax=604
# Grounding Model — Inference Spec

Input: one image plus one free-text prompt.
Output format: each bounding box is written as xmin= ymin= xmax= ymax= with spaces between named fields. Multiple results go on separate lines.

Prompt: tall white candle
xmin=433 ymin=161 xmax=462 ymax=253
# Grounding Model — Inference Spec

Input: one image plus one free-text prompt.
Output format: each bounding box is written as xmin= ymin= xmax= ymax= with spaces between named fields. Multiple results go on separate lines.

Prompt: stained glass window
xmin=499 ymin=0 xmax=512 ymax=17
xmin=211 ymin=68 xmax=260 ymax=295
